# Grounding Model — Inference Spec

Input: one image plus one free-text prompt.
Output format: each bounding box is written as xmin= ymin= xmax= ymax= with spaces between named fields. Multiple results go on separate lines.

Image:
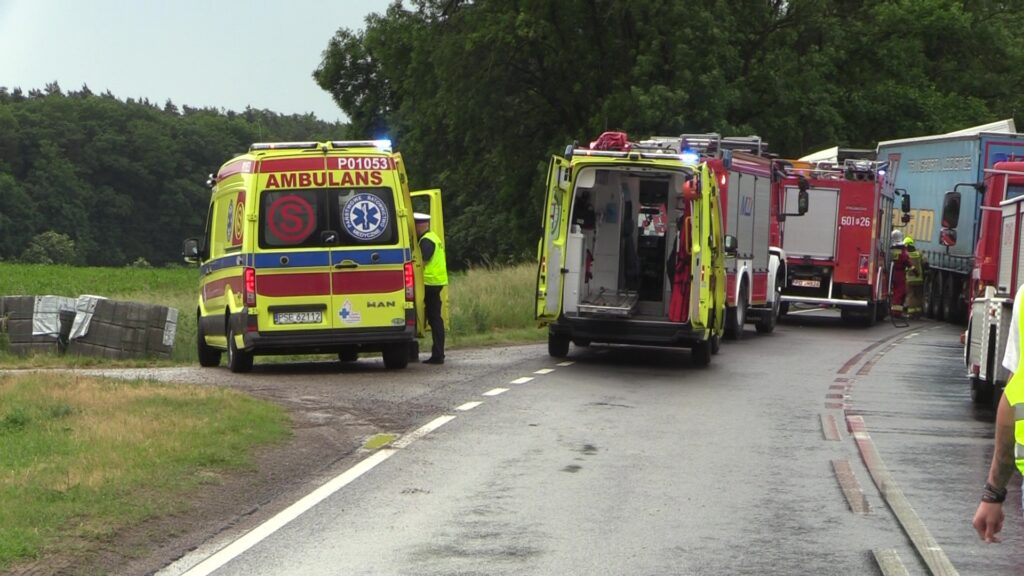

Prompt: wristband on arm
xmin=982 ymin=482 xmax=1007 ymax=504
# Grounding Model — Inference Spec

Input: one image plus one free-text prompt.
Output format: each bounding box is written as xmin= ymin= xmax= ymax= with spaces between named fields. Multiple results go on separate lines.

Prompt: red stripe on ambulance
xmin=331 ymin=270 xmax=404 ymax=294
xmin=257 ymin=273 xmax=331 ymax=297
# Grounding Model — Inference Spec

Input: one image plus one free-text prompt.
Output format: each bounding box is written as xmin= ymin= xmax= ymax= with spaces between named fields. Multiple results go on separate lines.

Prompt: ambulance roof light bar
xmin=249 ymin=141 xmax=319 ymax=151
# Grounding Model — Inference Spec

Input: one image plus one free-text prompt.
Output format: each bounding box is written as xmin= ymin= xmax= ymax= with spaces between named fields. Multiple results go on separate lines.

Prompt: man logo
xmin=367 ymin=301 xmax=396 ymax=309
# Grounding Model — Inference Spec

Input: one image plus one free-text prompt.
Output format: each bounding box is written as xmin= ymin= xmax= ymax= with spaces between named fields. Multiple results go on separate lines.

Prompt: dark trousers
xmin=425 ymin=284 xmax=445 ymax=359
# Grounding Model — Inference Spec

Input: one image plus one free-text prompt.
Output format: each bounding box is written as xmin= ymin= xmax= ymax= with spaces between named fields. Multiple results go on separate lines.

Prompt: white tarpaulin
xmin=69 ymin=295 xmax=107 ymax=340
xmin=31 ymin=295 xmax=76 ymax=337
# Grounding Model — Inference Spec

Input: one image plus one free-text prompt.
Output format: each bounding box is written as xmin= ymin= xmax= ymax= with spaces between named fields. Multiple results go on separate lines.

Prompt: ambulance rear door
xmin=328 ymin=156 xmax=408 ymax=332
xmin=255 ymin=156 xmax=335 ymax=335
xmin=537 ymin=156 xmax=571 ymax=323
xmin=411 ymin=188 xmax=449 ymax=332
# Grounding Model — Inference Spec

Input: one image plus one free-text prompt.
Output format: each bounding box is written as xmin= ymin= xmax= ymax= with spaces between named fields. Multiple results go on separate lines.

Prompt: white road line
xmin=483 ymin=388 xmax=508 ymax=396
xmin=180 ymin=449 xmax=396 ymax=576
xmin=455 ymin=401 xmax=483 ymax=411
xmin=557 ymin=361 xmax=574 ymax=366
xmin=510 ymin=377 xmax=534 ymax=384
xmin=178 ymin=413 xmax=459 ymax=575
xmin=391 ymin=415 xmax=456 ymax=449
xmin=534 ymin=368 xmax=555 ymax=375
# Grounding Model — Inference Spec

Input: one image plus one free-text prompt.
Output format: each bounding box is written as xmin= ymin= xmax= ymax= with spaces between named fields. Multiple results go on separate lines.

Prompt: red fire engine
xmin=675 ymin=134 xmax=804 ymax=338
xmin=963 ymin=162 xmax=1024 ymax=404
xmin=777 ymin=157 xmax=900 ymax=325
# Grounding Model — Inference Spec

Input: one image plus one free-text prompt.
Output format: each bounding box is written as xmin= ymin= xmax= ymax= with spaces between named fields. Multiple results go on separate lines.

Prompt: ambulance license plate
xmin=792 ymin=279 xmax=820 ymax=288
xmin=274 ymin=311 xmax=322 ymax=325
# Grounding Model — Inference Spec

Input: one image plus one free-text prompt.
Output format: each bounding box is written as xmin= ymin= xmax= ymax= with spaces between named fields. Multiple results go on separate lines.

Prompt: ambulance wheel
xmin=710 ymin=332 xmax=721 ymax=355
xmin=548 ymin=333 xmax=570 ymax=358
xmin=691 ymin=340 xmax=711 ymax=367
xmin=338 ymin=348 xmax=359 ymax=363
xmin=196 ymin=316 xmax=221 ymax=368
xmin=226 ymin=327 xmax=253 ymax=373
xmin=382 ymin=343 xmax=409 ymax=369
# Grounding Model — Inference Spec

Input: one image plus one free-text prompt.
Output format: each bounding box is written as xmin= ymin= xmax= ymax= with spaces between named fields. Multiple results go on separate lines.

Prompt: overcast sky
xmin=0 ymin=0 xmax=394 ymax=123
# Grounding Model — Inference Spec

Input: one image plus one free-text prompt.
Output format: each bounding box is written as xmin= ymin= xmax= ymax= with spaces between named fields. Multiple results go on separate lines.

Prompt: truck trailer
xmin=875 ymin=119 xmax=1024 ymax=324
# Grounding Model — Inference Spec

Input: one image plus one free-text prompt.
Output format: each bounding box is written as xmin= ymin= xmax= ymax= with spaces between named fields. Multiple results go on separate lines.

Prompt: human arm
xmin=972 ymin=391 xmax=1016 ymax=543
xmin=420 ymin=236 xmax=435 ymax=261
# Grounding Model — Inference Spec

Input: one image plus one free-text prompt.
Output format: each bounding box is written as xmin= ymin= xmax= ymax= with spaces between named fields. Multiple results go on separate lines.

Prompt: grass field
xmin=0 ymin=371 xmax=289 ymax=569
xmin=0 ymin=261 xmax=545 ymax=366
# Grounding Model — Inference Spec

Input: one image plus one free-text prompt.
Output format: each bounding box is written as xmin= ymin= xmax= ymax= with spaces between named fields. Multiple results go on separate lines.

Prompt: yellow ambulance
xmin=183 ymin=140 xmax=444 ymax=372
xmin=536 ymin=133 xmax=728 ymax=366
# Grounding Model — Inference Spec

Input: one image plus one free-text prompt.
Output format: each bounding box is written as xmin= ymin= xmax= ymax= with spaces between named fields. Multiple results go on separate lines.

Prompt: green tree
xmin=21 ymin=231 xmax=78 ymax=265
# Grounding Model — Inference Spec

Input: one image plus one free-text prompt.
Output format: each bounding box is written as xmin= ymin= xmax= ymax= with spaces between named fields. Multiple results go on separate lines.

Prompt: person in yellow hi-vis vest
xmin=903 ymin=236 xmax=926 ymax=318
xmin=973 ymin=283 xmax=1024 ymax=542
xmin=415 ymin=213 xmax=448 ymax=364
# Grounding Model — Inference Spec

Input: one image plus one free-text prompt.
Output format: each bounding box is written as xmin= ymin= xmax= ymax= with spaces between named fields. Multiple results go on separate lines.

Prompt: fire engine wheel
xmin=226 ymin=327 xmax=254 ymax=373
xmin=196 ymin=316 xmax=221 ymax=368
xmin=691 ymin=340 xmax=711 ymax=367
xmin=779 ymin=301 xmax=790 ymax=318
xmin=725 ymin=287 xmax=747 ymax=340
xmin=755 ymin=291 xmax=780 ymax=334
xmin=382 ymin=343 xmax=409 ymax=369
xmin=548 ymin=333 xmax=570 ymax=358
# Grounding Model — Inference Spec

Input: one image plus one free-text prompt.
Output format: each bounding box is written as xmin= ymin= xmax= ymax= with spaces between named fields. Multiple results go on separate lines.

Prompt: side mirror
xmin=724 ymin=234 xmax=738 ymax=254
xmin=941 ymin=191 xmax=961 ymax=229
xmin=898 ymin=189 xmax=910 ymax=213
xmin=722 ymin=149 xmax=733 ymax=170
xmin=182 ymin=238 xmax=201 ymax=264
xmin=797 ymin=189 xmax=809 ymax=216
xmin=940 ymin=228 xmax=957 ymax=247
xmin=901 ymin=213 xmax=912 ymax=225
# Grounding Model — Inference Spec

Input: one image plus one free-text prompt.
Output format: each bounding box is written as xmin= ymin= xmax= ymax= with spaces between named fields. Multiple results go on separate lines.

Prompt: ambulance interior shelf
xmin=564 ymin=167 xmax=690 ymax=320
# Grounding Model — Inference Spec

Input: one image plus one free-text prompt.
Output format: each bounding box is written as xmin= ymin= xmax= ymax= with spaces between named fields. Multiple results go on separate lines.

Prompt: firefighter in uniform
xmin=903 ymin=236 xmax=926 ymax=318
xmin=973 ymin=286 xmax=1024 ymax=542
xmin=889 ymin=230 xmax=911 ymax=318
xmin=415 ymin=213 xmax=448 ymax=364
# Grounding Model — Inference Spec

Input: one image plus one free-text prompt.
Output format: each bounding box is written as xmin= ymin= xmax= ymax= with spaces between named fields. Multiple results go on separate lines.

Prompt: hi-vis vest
xmin=1008 ymin=311 xmax=1024 ymax=474
xmin=421 ymin=231 xmax=448 ymax=286
xmin=906 ymin=248 xmax=924 ymax=284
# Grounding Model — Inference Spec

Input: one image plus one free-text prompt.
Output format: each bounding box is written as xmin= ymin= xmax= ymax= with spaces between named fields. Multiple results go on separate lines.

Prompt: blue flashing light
xmin=374 ymin=139 xmax=393 ymax=152
xmin=680 ymin=150 xmax=700 ymax=165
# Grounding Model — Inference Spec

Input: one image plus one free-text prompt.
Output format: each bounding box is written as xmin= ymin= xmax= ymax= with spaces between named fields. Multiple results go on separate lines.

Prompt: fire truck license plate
xmin=274 ymin=311 xmax=322 ymax=325
xmin=793 ymin=279 xmax=820 ymax=288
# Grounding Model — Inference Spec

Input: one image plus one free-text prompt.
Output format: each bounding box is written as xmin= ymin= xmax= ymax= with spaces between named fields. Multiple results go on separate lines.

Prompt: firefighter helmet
xmin=903 ymin=236 xmax=914 ymax=246
xmin=891 ymin=230 xmax=904 ymax=244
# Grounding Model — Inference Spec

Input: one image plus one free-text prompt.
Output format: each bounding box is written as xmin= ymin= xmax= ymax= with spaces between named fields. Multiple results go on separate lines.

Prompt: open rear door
xmin=411 ymin=189 xmax=448 ymax=331
xmin=537 ymin=156 xmax=570 ymax=323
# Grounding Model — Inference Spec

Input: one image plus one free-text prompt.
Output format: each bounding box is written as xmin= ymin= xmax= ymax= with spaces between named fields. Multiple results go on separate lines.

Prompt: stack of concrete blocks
xmin=66 ymin=297 xmax=178 ymax=360
xmin=0 ymin=295 xmax=76 ymax=356
xmin=0 ymin=295 xmax=177 ymax=359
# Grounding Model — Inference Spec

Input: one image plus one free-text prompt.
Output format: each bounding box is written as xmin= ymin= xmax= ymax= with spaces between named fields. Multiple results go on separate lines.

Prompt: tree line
xmin=2 ymin=0 xmax=1022 ymax=268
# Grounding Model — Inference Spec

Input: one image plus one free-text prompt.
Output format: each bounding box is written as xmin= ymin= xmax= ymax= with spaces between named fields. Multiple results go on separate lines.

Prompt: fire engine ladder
xmin=679 ymin=133 xmax=767 ymax=157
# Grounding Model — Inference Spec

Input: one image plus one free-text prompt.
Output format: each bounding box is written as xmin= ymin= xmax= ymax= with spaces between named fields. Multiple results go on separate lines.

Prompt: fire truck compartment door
xmin=783 ymin=186 xmax=839 ymax=259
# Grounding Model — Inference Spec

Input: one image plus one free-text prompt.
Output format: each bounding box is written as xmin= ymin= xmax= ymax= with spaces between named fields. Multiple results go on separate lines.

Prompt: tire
xmin=196 ymin=314 xmax=221 ymax=368
xmin=924 ymin=275 xmax=937 ymax=319
xmin=548 ymin=333 xmax=570 ymax=358
xmin=382 ymin=343 xmax=409 ymax=369
xmin=779 ymin=301 xmax=790 ymax=318
xmin=725 ymin=285 xmax=747 ymax=340
xmin=876 ymin=300 xmax=889 ymax=321
xmin=861 ymin=301 xmax=878 ymax=327
xmin=573 ymin=339 xmax=591 ymax=347
xmin=941 ymin=273 xmax=956 ymax=322
xmin=227 ymin=326 xmax=254 ymax=373
xmin=338 ymin=348 xmax=359 ymax=363
xmin=710 ymin=332 xmax=721 ymax=355
xmin=755 ymin=286 xmax=781 ymax=334
xmin=932 ymin=274 xmax=945 ymax=322
xmin=971 ymin=377 xmax=994 ymax=406
xmin=691 ymin=340 xmax=711 ymax=367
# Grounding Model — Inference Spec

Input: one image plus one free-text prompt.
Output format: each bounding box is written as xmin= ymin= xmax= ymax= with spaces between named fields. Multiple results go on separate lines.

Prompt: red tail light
xmin=857 ymin=255 xmax=869 ymax=280
xmin=244 ymin=267 xmax=257 ymax=307
xmin=404 ymin=262 xmax=415 ymax=300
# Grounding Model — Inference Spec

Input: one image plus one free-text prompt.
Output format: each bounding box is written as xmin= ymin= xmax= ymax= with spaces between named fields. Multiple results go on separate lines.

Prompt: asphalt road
xmin=148 ymin=309 xmax=1024 ymax=576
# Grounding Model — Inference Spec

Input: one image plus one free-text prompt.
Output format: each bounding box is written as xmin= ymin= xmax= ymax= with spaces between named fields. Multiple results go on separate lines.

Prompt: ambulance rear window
xmin=259 ymin=187 xmax=397 ymax=248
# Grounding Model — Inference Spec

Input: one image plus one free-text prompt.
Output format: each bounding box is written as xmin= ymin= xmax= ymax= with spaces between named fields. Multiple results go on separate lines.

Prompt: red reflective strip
xmin=331 ymin=270 xmax=404 ymax=294
xmin=204 ymin=277 xmax=243 ymax=299
xmin=259 ymin=158 xmax=325 ymax=173
xmin=257 ymin=273 xmax=331 ymax=297
xmin=217 ymin=160 xmax=252 ymax=180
